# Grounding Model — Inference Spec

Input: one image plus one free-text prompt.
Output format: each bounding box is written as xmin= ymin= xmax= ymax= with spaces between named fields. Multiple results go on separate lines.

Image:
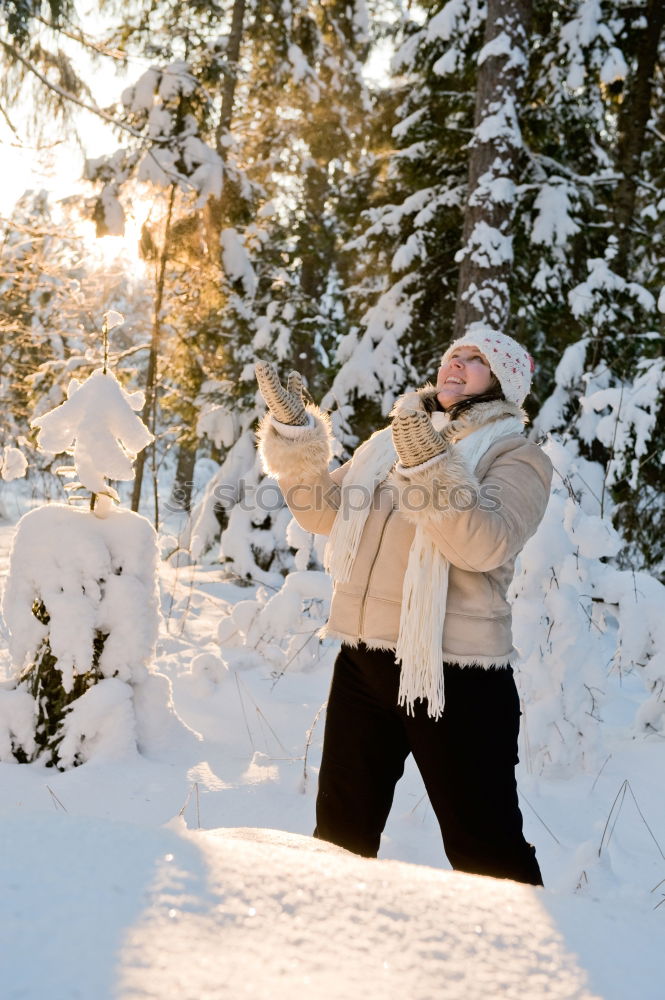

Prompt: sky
xmin=0 ymin=14 xmax=393 ymax=217
xmin=1 ymin=12 xmax=143 ymax=216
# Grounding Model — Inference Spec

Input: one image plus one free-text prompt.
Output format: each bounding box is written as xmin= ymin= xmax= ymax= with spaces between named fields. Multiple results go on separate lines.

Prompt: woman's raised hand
xmin=391 ymin=408 xmax=448 ymax=469
xmin=255 ymin=361 xmax=310 ymax=426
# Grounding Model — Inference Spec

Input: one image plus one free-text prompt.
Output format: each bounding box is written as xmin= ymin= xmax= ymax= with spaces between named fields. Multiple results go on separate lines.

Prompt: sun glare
xmin=79 ymin=208 xmax=150 ymax=274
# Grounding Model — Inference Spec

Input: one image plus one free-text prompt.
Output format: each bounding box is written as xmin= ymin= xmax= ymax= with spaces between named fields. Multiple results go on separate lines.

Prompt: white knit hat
xmin=439 ymin=325 xmax=535 ymax=407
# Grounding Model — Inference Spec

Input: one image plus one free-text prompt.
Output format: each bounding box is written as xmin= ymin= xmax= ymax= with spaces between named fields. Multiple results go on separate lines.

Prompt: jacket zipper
xmin=358 ymin=507 xmax=394 ymax=639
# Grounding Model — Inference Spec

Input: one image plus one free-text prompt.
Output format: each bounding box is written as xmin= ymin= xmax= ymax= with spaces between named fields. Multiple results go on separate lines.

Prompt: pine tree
xmin=2 ymin=319 xmax=158 ymax=769
xmin=94 ymin=0 xmax=375 ymax=577
xmin=322 ymin=1 xmax=486 ymax=443
xmin=519 ymin=0 xmax=665 ymax=577
xmin=1 ymin=0 xmax=72 ymax=45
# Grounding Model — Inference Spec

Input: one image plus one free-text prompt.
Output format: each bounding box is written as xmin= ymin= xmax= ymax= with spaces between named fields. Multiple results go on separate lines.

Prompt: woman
xmin=255 ymin=330 xmax=552 ymax=885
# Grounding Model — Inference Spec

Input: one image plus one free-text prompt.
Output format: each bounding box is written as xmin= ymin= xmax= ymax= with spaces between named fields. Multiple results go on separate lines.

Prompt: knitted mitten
xmin=392 ymin=408 xmax=448 ymax=468
xmin=255 ymin=362 xmax=309 ymax=426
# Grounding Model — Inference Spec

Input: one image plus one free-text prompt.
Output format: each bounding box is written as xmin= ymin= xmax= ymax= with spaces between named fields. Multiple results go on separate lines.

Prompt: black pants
xmin=314 ymin=643 xmax=542 ymax=886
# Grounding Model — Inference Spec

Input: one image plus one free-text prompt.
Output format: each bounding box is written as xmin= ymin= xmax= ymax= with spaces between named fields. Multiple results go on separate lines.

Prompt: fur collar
xmin=449 ymin=398 xmax=528 ymax=431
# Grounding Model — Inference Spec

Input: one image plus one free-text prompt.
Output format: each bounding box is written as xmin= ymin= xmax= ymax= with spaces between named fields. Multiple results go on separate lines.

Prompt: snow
xmin=57 ymin=676 xmax=136 ymax=768
xmin=534 ymin=340 xmax=589 ymax=435
xmin=197 ymin=404 xmax=238 ymax=450
xmin=137 ymin=147 xmax=179 ymax=187
xmin=531 ymin=182 xmax=581 ymax=246
xmin=147 ymin=105 xmax=172 ymax=139
xmin=32 ymin=369 xmax=153 ymax=497
xmin=220 ymin=228 xmax=257 ymax=298
xmin=581 ymin=361 xmax=665 ymax=488
xmin=1 ymin=446 xmax=27 ymax=482
xmin=0 ymin=688 xmax=36 ymax=761
xmin=558 ymin=0 xmax=607 ymax=91
xmin=287 ymin=43 xmax=319 ymax=99
xmin=471 ymin=173 xmax=515 ymax=206
xmin=600 ymin=47 xmax=628 ymax=85
xmin=474 ymin=97 xmax=521 ymax=147
xmin=392 ymin=106 xmax=426 ymax=140
xmin=391 ymin=30 xmax=423 ymax=75
xmin=183 ymin=136 xmax=224 ymax=206
xmin=535 ymin=331 xmax=665 ymax=500
xmin=347 ymin=188 xmax=436 ymax=247
xmin=478 ymin=31 xmax=527 ymax=71
xmin=98 ymin=184 xmax=125 ymax=236
xmin=570 ymin=258 xmax=656 ymax=318
xmin=391 ymin=231 xmax=425 ymax=272
xmin=352 ymin=0 xmax=369 ymax=46
xmin=1 ymin=813 xmax=654 ymax=1000
xmin=103 ymin=309 xmax=125 ymax=331
xmin=126 ymin=68 xmax=160 ymax=113
xmin=455 ymin=221 xmax=513 ymax=268
xmin=427 ymin=0 xmax=485 ymax=45
xmin=3 ymin=504 xmax=160 ymax=690
xmin=321 ymin=275 xmax=416 ymax=417
xmin=432 ymin=48 xmax=459 ymax=78
xmin=158 ymin=60 xmax=197 ymax=101
xmin=510 ymin=428 xmax=665 ymax=774
xmin=0 ymin=513 xmax=664 ymax=997
xmin=0 ymin=785 xmax=664 ymax=1000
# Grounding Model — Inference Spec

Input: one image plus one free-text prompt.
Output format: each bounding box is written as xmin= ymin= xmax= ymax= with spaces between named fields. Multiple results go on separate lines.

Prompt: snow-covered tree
xmin=320 ymin=0 xmax=487 ymax=443
xmin=217 ymin=1 xmax=665 ymax=778
xmin=511 ymin=431 xmax=665 ymax=775
xmin=514 ymin=0 xmax=665 ymax=574
xmin=111 ymin=0 xmax=377 ymax=579
xmin=0 ymin=334 xmax=167 ymax=769
xmin=0 ymin=190 xmax=152 ymax=489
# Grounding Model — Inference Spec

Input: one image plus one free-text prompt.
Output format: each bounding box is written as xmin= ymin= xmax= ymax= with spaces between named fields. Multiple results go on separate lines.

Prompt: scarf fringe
xmin=396 ymin=528 xmax=449 ymax=719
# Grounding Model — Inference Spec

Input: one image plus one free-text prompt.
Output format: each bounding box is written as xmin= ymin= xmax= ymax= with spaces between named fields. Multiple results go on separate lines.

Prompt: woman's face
xmin=436 ymin=345 xmax=493 ymax=409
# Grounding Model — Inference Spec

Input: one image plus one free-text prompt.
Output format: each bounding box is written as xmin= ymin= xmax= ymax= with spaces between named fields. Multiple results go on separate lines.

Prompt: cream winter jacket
xmin=256 ymin=397 xmax=553 ymax=668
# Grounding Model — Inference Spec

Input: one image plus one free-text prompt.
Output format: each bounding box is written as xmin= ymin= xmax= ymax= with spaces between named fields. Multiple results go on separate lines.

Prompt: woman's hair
xmin=438 ymin=372 xmax=505 ymax=419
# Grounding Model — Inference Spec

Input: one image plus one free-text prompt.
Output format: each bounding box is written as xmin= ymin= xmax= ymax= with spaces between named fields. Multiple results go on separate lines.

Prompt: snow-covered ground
xmin=1 ymin=518 xmax=664 ymax=999
xmin=4 ymin=817 xmax=662 ymax=1000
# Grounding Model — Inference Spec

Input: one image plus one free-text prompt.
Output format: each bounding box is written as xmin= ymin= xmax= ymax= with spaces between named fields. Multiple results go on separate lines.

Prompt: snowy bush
xmin=511 ymin=435 xmax=665 ymax=776
xmin=187 ymin=398 xmax=298 ymax=587
xmin=216 ymin=570 xmax=334 ymax=680
xmin=0 ymin=354 xmax=170 ymax=769
xmin=2 ymin=503 xmax=160 ymax=767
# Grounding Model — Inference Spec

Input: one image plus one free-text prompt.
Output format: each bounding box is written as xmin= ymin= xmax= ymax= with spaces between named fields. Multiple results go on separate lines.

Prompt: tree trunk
xmin=131 ymin=185 xmax=176 ymax=513
xmin=613 ymin=0 xmax=665 ymax=278
xmin=293 ymin=160 xmax=335 ymax=386
xmin=217 ymin=0 xmax=247 ymax=147
xmin=453 ymin=0 xmax=531 ymax=339
xmin=169 ymin=442 xmax=197 ymax=512
xmin=203 ymin=0 xmax=247 ymax=256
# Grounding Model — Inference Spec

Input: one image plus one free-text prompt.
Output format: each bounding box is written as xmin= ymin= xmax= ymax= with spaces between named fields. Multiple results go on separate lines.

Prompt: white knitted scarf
xmin=323 ymin=411 xmax=524 ymax=719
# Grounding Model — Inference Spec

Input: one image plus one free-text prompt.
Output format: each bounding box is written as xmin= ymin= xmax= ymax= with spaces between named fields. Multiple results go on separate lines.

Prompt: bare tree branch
xmin=32 ymin=15 xmax=127 ymax=62
xmin=0 ymin=39 xmax=146 ymax=140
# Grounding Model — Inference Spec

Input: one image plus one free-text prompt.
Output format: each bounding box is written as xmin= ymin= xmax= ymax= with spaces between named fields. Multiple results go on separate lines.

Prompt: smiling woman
xmin=436 ymin=345 xmax=495 ymax=409
xmin=255 ymin=328 xmax=551 ymax=885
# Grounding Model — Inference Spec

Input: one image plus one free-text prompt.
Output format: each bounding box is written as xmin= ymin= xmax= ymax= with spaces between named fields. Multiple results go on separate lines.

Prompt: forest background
xmin=0 ymin=3 xmax=665 ymax=992
xmin=2 ymin=0 xmax=665 ymax=768
xmin=1 ymin=0 xmax=663 ymax=585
